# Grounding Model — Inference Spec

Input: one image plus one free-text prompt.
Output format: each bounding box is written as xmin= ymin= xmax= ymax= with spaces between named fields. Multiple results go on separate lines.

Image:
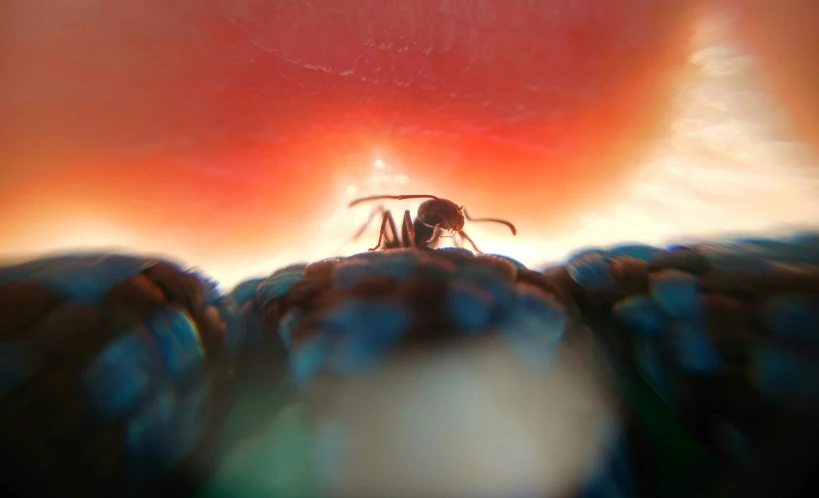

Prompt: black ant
xmin=348 ymin=194 xmax=517 ymax=253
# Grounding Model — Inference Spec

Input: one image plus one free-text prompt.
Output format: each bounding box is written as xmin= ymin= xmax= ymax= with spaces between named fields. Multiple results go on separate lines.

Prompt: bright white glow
xmin=299 ymin=11 xmax=819 ymax=278
xmin=3 ymin=11 xmax=817 ymax=293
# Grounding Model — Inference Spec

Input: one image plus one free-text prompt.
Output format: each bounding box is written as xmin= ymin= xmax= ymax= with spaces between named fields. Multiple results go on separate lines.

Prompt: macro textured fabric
xmin=1 ymin=238 xmax=818 ymax=497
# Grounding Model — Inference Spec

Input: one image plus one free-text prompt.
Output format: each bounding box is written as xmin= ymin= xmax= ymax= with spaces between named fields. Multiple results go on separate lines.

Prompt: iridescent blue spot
xmin=650 ymin=270 xmax=701 ymax=320
xmin=0 ymin=343 xmax=39 ymax=400
xmin=278 ymin=310 xmax=303 ymax=349
xmin=321 ymin=301 xmax=411 ymax=375
xmin=753 ymin=347 xmax=819 ymax=402
xmin=230 ymin=278 xmax=265 ymax=307
xmin=456 ymin=266 xmax=516 ymax=323
xmin=215 ymin=299 xmax=246 ymax=355
xmin=762 ymin=295 xmax=819 ymax=344
xmin=288 ymin=301 xmax=411 ymax=387
xmin=447 ymin=280 xmax=494 ymax=333
xmin=313 ymin=420 xmax=347 ymax=489
xmin=255 ymin=271 xmax=305 ymax=309
xmin=145 ymin=308 xmax=205 ymax=380
xmin=606 ymin=244 xmax=661 ymax=261
xmin=671 ymin=321 xmax=722 ymax=373
xmin=635 ymin=341 xmax=675 ymax=407
xmin=498 ymin=287 xmax=567 ymax=373
xmin=567 ymin=250 xmax=616 ymax=290
xmin=124 ymin=383 xmax=211 ymax=491
xmin=82 ymin=331 xmax=160 ymax=420
xmin=290 ymin=338 xmax=332 ymax=391
xmin=612 ymin=296 xmax=666 ymax=338
xmin=333 ymin=253 xmax=418 ymax=288
xmin=29 ymin=254 xmax=148 ymax=304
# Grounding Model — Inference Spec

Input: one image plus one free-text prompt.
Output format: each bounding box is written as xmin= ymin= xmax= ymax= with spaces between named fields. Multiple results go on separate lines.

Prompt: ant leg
xmin=383 ymin=212 xmax=402 ymax=249
xmin=426 ymin=226 xmax=447 ymax=249
xmin=458 ymin=230 xmax=483 ymax=253
xmin=352 ymin=205 xmax=387 ymax=241
xmin=453 ymin=231 xmax=464 ymax=249
xmin=369 ymin=211 xmax=400 ymax=251
xmin=401 ymin=210 xmax=416 ymax=248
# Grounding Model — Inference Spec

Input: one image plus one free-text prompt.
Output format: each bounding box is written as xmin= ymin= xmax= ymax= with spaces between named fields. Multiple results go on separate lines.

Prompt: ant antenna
xmin=348 ymin=194 xmax=441 ymax=208
xmin=460 ymin=206 xmax=517 ymax=235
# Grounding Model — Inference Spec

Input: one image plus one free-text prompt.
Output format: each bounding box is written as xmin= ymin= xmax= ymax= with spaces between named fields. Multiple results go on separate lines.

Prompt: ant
xmin=348 ymin=194 xmax=517 ymax=253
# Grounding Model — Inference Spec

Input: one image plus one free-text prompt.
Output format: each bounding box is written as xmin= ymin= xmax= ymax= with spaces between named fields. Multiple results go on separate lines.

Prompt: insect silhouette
xmin=348 ymin=194 xmax=517 ymax=253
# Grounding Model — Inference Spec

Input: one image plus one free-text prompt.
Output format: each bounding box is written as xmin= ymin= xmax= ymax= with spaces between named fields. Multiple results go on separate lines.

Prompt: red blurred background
xmin=0 ymin=0 xmax=816 ymax=285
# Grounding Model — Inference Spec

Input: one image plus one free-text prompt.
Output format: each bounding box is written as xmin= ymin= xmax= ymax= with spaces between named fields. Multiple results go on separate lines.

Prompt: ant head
xmin=417 ymin=198 xmax=465 ymax=231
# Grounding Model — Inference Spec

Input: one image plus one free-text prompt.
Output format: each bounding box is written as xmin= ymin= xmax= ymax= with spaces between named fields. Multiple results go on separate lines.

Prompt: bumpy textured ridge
xmin=1 ymin=233 xmax=818 ymax=498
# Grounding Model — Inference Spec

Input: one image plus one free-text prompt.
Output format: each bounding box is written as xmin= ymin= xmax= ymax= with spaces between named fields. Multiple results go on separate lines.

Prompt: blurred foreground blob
xmin=0 ymin=255 xmax=245 ymax=497
xmin=2 ymin=236 xmax=819 ymax=498
xmin=559 ymin=234 xmax=819 ymax=497
xmin=252 ymin=248 xmax=625 ymax=498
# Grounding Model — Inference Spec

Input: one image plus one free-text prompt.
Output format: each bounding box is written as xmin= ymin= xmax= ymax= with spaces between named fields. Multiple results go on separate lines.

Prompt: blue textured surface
xmin=498 ymin=286 xmax=567 ymax=373
xmin=435 ymin=247 xmax=475 ymax=259
xmin=320 ymin=301 xmax=411 ymax=374
xmin=3 ymin=235 xmax=819 ymax=498
xmin=484 ymin=254 xmax=528 ymax=269
xmin=447 ymin=279 xmax=497 ymax=333
xmin=215 ymin=299 xmax=246 ymax=355
xmin=0 ymin=342 xmax=39 ymax=400
xmin=650 ymin=270 xmax=701 ymax=320
xmin=613 ymin=296 xmax=666 ymax=338
xmin=1 ymin=255 xmax=150 ymax=303
xmin=761 ymin=295 xmax=819 ymax=344
xmin=255 ymin=270 xmax=306 ymax=309
xmin=606 ymin=244 xmax=662 ymax=261
xmin=670 ymin=322 xmax=722 ymax=374
xmin=82 ymin=331 xmax=161 ymax=421
xmin=456 ymin=266 xmax=516 ymax=323
xmin=333 ymin=251 xmax=419 ymax=288
xmin=239 ymin=301 xmax=264 ymax=345
xmin=568 ymin=250 xmax=616 ymax=289
xmin=278 ymin=309 xmax=303 ymax=349
xmin=290 ymin=339 xmax=331 ymax=391
xmin=125 ymin=383 xmax=212 ymax=490
xmin=697 ymin=244 xmax=773 ymax=274
xmin=230 ymin=278 xmax=265 ymax=307
xmin=634 ymin=341 xmax=676 ymax=407
xmin=753 ymin=346 xmax=819 ymax=402
xmin=289 ymin=300 xmax=411 ymax=388
xmin=146 ymin=308 xmax=206 ymax=381
xmin=189 ymin=269 xmax=224 ymax=305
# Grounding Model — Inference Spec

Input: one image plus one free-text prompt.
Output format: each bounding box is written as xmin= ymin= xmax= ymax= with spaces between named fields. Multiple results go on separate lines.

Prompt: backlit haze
xmin=1 ymin=1 xmax=818 ymax=290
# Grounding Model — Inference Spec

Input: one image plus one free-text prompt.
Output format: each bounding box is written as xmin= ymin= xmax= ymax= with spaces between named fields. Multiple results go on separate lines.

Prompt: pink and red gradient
xmin=2 ymin=1 xmax=817 ymax=285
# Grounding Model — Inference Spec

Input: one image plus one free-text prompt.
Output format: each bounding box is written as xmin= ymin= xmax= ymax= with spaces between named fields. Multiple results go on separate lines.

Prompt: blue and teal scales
xmin=1 ymin=234 xmax=819 ymax=498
